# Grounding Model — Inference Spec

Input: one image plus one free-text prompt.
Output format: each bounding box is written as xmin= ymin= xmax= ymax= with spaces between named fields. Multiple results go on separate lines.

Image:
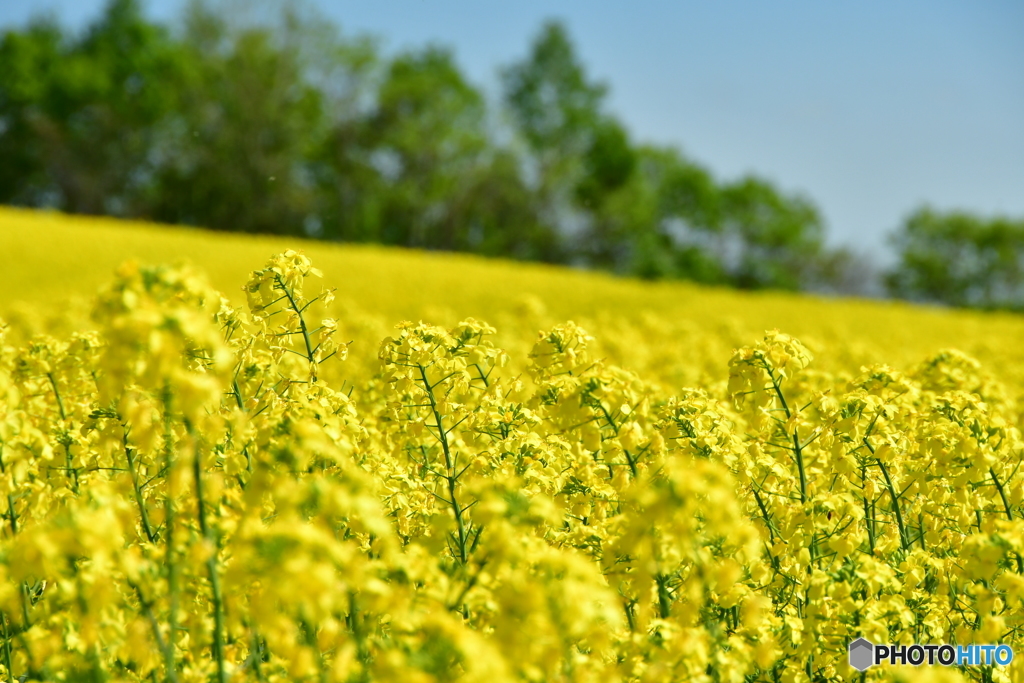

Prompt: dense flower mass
xmin=1 ymin=252 xmax=1023 ymax=683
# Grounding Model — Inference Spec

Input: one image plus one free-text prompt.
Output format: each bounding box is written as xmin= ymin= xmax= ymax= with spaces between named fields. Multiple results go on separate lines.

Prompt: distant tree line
xmin=2 ymin=0 xmax=1021 ymax=308
xmin=885 ymin=207 xmax=1024 ymax=311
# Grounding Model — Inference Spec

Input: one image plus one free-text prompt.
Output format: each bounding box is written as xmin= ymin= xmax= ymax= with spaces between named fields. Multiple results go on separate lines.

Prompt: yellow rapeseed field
xmin=6 ymin=205 xmax=1024 ymax=389
xmin=2 ymin=206 xmax=1024 ymax=682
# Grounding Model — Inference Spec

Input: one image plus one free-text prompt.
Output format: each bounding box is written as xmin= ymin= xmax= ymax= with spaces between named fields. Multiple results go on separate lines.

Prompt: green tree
xmin=501 ymin=21 xmax=605 ymax=170
xmin=635 ymin=146 xmax=725 ymax=282
xmin=318 ymin=44 xmax=561 ymax=260
xmin=885 ymin=207 xmax=1024 ymax=310
xmin=460 ymin=149 xmax=564 ymax=262
xmin=0 ymin=3 xmax=874 ymax=296
xmin=146 ymin=2 xmax=331 ymax=235
xmin=717 ymin=176 xmax=826 ymax=290
xmin=500 ymin=21 xmax=835 ymax=291
xmin=328 ymin=45 xmax=489 ymax=246
xmin=0 ymin=0 xmax=186 ymax=215
xmin=577 ymin=144 xmax=724 ymax=282
xmin=502 ymin=21 xmax=670 ymax=271
xmin=572 ymin=118 xmax=638 ymax=268
xmin=501 ymin=20 xmax=608 ymax=244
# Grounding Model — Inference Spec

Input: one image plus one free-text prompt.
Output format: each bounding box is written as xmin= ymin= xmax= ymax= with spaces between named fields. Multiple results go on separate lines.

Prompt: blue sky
xmin=3 ymin=0 xmax=1023 ymax=263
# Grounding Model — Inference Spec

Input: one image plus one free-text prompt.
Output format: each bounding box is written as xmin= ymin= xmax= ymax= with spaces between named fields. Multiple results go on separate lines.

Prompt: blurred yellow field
xmin=4 ymin=206 xmax=1024 ymax=392
xmin=3 ymin=207 xmax=1024 ymax=682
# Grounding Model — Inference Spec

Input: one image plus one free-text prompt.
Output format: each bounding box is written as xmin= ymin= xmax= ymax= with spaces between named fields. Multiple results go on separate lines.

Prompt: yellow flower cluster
xmin=1 ymin=252 xmax=1022 ymax=683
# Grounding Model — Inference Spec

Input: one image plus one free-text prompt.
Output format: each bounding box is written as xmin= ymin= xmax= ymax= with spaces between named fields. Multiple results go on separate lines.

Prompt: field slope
xmin=3 ymin=205 xmax=1023 ymax=387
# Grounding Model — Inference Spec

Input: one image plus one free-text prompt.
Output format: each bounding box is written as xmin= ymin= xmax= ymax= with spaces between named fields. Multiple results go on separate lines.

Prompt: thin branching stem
xmin=274 ymin=274 xmax=316 ymax=368
xmin=161 ymin=389 xmax=180 ymax=683
xmin=990 ymin=467 xmax=1024 ymax=573
xmin=123 ymin=428 xmax=157 ymax=544
xmin=189 ymin=424 xmax=227 ymax=683
xmin=129 ymin=580 xmax=172 ymax=670
xmin=869 ymin=447 xmax=910 ymax=551
xmin=1 ymin=612 xmax=15 ymax=683
xmin=417 ymin=364 xmax=471 ymax=565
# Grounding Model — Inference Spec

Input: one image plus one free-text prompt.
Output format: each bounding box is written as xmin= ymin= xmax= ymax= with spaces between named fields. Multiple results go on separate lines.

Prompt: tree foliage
xmin=0 ymin=0 xmax=186 ymax=214
xmin=886 ymin=207 xmax=1024 ymax=310
xmin=0 ymin=0 xmax=869 ymax=294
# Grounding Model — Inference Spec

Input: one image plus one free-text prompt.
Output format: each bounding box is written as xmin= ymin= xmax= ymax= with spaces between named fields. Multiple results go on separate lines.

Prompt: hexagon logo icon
xmin=849 ymin=638 xmax=875 ymax=671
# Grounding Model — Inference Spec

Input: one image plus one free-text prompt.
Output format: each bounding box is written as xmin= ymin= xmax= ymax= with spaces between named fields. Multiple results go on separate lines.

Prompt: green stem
xmin=418 ymin=364 xmax=471 ymax=565
xmin=793 ymin=430 xmax=807 ymax=505
xmin=161 ymin=391 xmax=180 ymax=683
xmin=299 ymin=618 xmax=329 ymax=683
xmin=595 ymin=401 xmax=641 ymax=478
xmin=129 ymin=581 xmax=172 ymax=672
xmin=655 ymin=573 xmax=672 ymax=619
xmin=46 ymin=372 xmax=66 ymax=421
xmin=766 ymin=366 xmax=791 ymax=420
xmin=61 ymin=441 xmax=79 ymax=494
xmin=164 ymin=492 xmax=178 ymax=683
xmin=623 ymin=599 xmax=637 ymax=633
xmin=862 ymin=465 xmax=875 ymax=555
xmin=47 ymin=373 xmax=81 ymax=493
xmin=766 ymin=364 xmax=813 ymax=562
xmin=249 ymin=628 xmax=266 ymax=683
xmin=69 ymin=565 xmax=109 ymax=683
xmin=623 ymin=449 xmax=639 ymax=478
xmin=231 ymin=378 xmax=245 ymax=411
xmin=3 ymin=500 xmax=34 ymax=652
xmin=6 ymin=495 xmax=16 ymax=536
xmin=190 ymin=428 xmax=227 ymax=683
xmin=751 ymin=484 xmax=778 ymax=544
xmin=347 ymin=591 xmax=371 ymax=675
xmin=18 ymin=584 xmax=30 ymax=631
xmin=1 ymin=612 xmax=14 ymax=683
xmin=989 ymin=468 xmax=1024 ymax=573
xmin=124 ymin=429 xmax=157 ymax=544
xmin=764 ymin=365 xmax=806 ymax=502
xmin=275 ymin=275 xmax=316 ymax=373
xmin=990 ymin=467 xmax=1015 ymax=521
xmin=875 ymin=457 xmax=910 ymax=551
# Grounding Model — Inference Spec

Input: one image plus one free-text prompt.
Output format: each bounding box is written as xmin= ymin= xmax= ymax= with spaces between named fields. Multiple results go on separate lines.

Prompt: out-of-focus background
xmin=2 ymin=0 xmax=1023 ymax=308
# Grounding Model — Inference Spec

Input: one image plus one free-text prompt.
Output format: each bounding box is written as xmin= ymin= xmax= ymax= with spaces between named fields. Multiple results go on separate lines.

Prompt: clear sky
xmin=3 ymin=0 xmax=1023 ymax=263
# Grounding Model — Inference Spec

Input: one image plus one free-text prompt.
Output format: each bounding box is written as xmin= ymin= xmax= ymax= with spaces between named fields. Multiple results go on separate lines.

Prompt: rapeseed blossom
xmin=0 ymin=252 xmax=1023 ymax=682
